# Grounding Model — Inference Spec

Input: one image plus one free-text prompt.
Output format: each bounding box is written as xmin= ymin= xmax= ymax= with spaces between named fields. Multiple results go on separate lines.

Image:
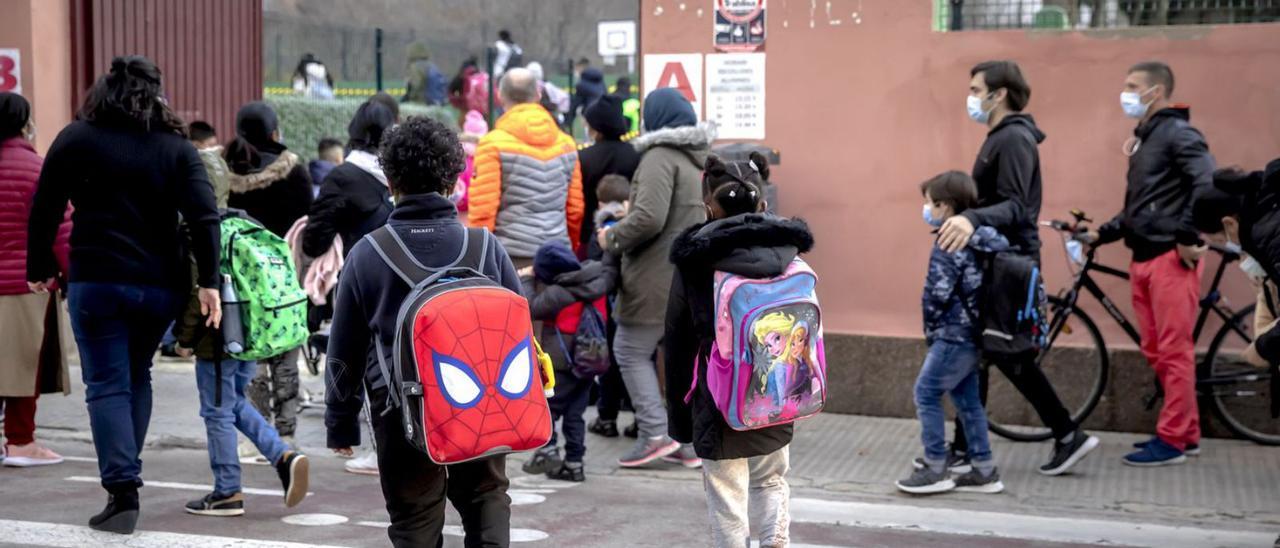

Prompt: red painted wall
xmin=641 ymin=0 xmax=1280 ymax=347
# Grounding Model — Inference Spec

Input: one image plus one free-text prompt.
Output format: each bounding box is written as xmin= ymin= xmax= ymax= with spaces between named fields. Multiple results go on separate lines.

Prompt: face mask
xmin=1120 ymin=86 xmax=1155 ymax=119
xmin=967 ymin=94 xmax=992 ymax=125
xmin=1224 ymin=239 xmax=1243 ymax=255
xmin=923 ymin=204 xmax=942 ymax=228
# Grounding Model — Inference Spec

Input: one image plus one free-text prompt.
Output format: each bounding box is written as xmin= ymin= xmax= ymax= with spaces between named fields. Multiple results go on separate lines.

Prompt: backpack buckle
xmin=401 ymin=382 xmax=424 ymax=396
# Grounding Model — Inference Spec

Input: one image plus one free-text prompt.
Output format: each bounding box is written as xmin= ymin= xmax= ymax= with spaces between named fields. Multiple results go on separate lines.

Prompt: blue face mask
xmin=923 ymin=204 xmax=942 ymax=228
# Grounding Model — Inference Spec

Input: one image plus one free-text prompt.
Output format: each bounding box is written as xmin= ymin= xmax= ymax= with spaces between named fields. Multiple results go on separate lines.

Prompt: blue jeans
xmin=195 ymin=358 xmax=289 ymax=496
xmin=68 ymin=282 xmax=178 ymax=491
xmin=915 ymin=340 xmax=992 ymax=464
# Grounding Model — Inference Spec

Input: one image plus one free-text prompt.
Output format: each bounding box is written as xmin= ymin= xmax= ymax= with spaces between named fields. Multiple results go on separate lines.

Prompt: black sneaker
xmin=911 ymin=447 xmax=971 ymax=474
xmin=588 ymin=419 xmax=620 ymax=438
xmin=954 ymin=466 xmax=1005 ymax=494
xmin=895 ymin=466 xmax=954 ymax=495
xmin=89 ymin=490 xmax=139 ymax=534
xmin=623 ymin=422 xmax=639 ymax=439
xmin=185 ymin=492 xmax=245 ymax=517
xmin=522 ymin=447 xmax=562 ymax=475
xmin=546 ymin=461 xmax=586 ymax=482
xmin=1039 ymin=431 xmax=1100 ymax=476
xmin=276 ymin=451 xmax=309 ymax=508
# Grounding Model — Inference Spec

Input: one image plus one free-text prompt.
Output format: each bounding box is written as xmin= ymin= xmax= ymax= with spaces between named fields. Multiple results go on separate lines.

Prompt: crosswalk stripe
xmin=64 ymin=476 xmax=312 ymax=498
xmin=0 ymin=518 xmax=351 ymax=548
xmin=790 ymin=497 xmax=1275 ymax=548
xmin=58 ymin=456 xmax=98 ymax=463
xmin=355 ymin=521 xmax=550 ymax=542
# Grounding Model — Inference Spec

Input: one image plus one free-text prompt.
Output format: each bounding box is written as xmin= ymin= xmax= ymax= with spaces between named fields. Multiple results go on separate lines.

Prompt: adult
xmin=292 ymin=53 xmax=335 ymax=100
xmin=615 ymin=76 xmax=641 ymax=133
xmin=1088 ymin=61 xmax=1215 ymax=466
xmin=0 ymin=92 xmax=71 ymax=469
xmin=326 ymin=116 xmax=520 ymax=548
xmin=402 ymin=43 xmax=446 ymax=106
xmin=469 ymin=68 xmax=584 ymax=266
xmin=598 ymin=88 xmax=712 ymax=467
xmin=936 ymin=60 xmax=1098 ymax=476
xmin=527 ymin=61 xmax=571 ymax=127
xmin=567 ymin=67 xmax=606 ymax=131
xmin=448 ymin=57 xmax=481 ymax=114
xmin=225 ymin=101 xmax=313 ymax=449
xmin=578 ymin=94 xmax=640 ymax=250
xmin=27 ymin=55 xmax=221 ymax=534
xmin=492 ymin=30 xmax=523 ymax=79
xmin=303 ymin=100 xmax=396 ymax=258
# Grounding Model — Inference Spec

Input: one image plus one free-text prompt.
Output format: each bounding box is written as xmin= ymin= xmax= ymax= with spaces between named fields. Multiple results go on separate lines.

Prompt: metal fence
xmin=934 ymin=0 xmax=1280 ymax=30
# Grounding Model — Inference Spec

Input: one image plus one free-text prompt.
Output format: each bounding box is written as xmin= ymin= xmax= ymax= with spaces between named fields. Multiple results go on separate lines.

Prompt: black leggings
xmin=953 ymin=352 xmax=1076 ymax=452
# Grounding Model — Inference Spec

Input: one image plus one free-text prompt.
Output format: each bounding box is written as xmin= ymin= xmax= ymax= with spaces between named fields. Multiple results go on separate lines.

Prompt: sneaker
xmin=276 ymin=451 xmax=310 ymax=507
xmin=521 ymin=447 xmax=562 ymax=475
xmin=618 ymin=436 xmax=680 ymax=468
xmin=184 ymin=492 xmax=245 ymax=517
xmin=1122 ymin=437 xmax=1186 ymax=467
xmin=895 ymin=466 xmax=954 ymax=495
xmin=344 ymin=451 xmax=379 ymax=476
xmin=661 ymin=445 xmax=703 ymax=468
xmin=546 ymin=461 xmax=586 ymax=482
xmin=1134 ymin=438 xmax=1200 ymax=456
xmin=89 ymin=490 xmax=139 ymax=534
xmin=911 ymin=447 xmax=971 ymax=474
xmin=623 ymin=422 xmax=639 ymax=439
xmin=954 ymin=466 xmax=1005 ymax=494
xmin=588 ymin=418 xmax=620 ymax=438
xmin=2 ymin=442 xmax=64 ymax=467
xmin=1039 ymin=431 xmax=1100 ymax=476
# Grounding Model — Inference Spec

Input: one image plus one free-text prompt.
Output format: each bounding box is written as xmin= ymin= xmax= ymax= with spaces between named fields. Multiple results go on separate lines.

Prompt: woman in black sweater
xmin=26 ymin=56 xmax=221 ymax=535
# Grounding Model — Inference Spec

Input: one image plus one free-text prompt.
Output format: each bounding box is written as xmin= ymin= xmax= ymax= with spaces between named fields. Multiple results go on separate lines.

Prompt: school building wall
xmin=640 ymin=0 xmax=1280 ymax=434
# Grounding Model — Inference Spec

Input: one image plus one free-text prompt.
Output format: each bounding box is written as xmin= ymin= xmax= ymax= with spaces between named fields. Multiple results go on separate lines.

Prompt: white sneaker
xmin=3 ymin=442 xmax=64 ymax=467
xmin=344 ymin=451 xmax=379 ymax=476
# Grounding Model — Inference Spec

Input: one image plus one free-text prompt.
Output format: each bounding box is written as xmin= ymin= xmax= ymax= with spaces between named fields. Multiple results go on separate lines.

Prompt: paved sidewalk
xmin=26 ymin=361 xmax=1280 ymax=542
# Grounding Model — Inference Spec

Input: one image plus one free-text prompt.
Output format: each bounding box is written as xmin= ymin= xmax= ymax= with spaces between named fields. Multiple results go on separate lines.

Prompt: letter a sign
xmin=642 ymin=54 xmax=703 ymax=121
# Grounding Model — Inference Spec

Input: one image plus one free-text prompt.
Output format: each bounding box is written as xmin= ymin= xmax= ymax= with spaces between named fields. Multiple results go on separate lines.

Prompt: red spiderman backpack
xmin=368 ymin=226 xmax=553 ymax=465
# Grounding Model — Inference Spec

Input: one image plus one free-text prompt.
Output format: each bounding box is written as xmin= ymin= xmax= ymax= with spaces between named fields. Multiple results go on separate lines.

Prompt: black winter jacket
xmin=302 ymin=162 xmax=393 ymax=258
xmin=960 ymin=114 xmax=1045 ymax=256
xmin=1227 ymin=159 xmax=1280 ymax=363
xmin=1099 ymin=107 xmax=1215 ymax=261
xmin=665 ymin=214 xmax=814 ymax=460
xmin=577 ymin=139 xmax=640 ymax=246
xmin=227 ymin=141 xmax=313 ymax=238
xmin=522 ymin=261 xmax=617 ymax=371
xmin=324 ymin=192 xmax=522 ymax=449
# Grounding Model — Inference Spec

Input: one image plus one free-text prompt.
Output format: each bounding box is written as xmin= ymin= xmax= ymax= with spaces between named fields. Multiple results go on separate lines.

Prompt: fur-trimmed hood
xmin=228 ymin=150 xmax=300 ymax=193
xmin=671 ymin=214 xmax=815 ymax=278
xmin=630 ymin=122 xmax=717 ymax=154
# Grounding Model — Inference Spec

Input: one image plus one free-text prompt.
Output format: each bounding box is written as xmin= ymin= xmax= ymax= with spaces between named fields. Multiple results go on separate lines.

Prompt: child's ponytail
xmin=704 ymin=154 xmax=764 ymax=217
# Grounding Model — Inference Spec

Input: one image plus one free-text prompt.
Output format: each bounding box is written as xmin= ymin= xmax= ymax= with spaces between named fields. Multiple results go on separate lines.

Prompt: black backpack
xmin=978 ymin=252 xmax=1050 ymax=358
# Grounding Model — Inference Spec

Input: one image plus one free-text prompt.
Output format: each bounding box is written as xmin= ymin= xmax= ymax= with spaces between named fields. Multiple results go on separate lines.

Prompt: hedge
xmin=264 ymin=95 xmax=458 ymax=163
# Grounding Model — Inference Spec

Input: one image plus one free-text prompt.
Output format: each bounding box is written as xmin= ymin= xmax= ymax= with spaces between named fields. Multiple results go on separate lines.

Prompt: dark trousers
xmin=370 ymin=395 xmax=510 ymax=548
xmin=67 ymin=282 xmax=176 ymax=491
xmin=547 ymin=372 xmax=592 ymax=462
xmin=2 ymin=395 xmax=37 ymax=446
xmin=953 ymin=351 xmax=1076 ymax=452
xmin=595 ymin=313 xmax=631 ymax=421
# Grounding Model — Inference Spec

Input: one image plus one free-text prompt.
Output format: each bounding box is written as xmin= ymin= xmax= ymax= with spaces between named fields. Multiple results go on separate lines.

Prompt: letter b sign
xmin=0 ymin=50 xmax=22 ymax=94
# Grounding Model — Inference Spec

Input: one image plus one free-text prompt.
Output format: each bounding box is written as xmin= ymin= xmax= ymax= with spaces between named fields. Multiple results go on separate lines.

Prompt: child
xmin=587 ymin=174 xmax=630 ymax=261
xmin=519 ymin=240 xmax=614 ymax=481
xmin=309 ymin=137 xmax=344 ymax=196
xmin=587 ymin=174 xmax=636 ymax=438
xmin=188 ymin=121 xmax=230 ymax=209
xmin=325 ymin=116 xmax=520 ymax=547
xmin=897 ymin=170 xmax=1007 ymax=495
xmin=173 ymin=246 xmax=310 ymax=516
xmin=452 ymin=110 xmax=488 ymax=216
xmin=665 ymin=153 xmax=811 ymax=547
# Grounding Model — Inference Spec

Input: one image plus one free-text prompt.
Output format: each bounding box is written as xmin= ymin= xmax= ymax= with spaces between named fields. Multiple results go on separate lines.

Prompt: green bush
xmin=265 ymin=95 xmax=458 ymax=163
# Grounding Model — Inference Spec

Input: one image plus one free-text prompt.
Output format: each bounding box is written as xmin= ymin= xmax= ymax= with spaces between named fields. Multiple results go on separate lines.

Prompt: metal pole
xmin=375 ymin=28 xmax=384 ymax=92
xmin=486 ymin=46 xmax=497 ymax=128
xmin=949 ymin=0 xmax=964 ymax=31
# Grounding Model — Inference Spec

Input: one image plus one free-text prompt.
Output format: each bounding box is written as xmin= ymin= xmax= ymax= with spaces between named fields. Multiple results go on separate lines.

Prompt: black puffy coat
xmin=1099 ymin=107 xmax=1216 ymax=261
xmin=665 ymin=214 xmax=814 ymax=460
xmin=1230 ymin=159 xmax=1280 ymax=362
xmin=302 ymin=162 xmax=392 ymax=258
xmin=226 ymin=141 xmax=313 ymax=238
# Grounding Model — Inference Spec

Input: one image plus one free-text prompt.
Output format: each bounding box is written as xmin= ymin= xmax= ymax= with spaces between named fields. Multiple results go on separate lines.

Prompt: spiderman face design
xmin=413 ymin=288 xmax=551 ymax=463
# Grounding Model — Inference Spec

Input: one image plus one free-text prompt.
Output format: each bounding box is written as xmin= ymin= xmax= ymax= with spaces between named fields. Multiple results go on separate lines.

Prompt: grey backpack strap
xmin=368 ymin=226 xmax=432 ymax=286
xmin=374 ymin=338 xmax=401 ymax=414
xmin=460 ymin=228 xmax=490 ymax=275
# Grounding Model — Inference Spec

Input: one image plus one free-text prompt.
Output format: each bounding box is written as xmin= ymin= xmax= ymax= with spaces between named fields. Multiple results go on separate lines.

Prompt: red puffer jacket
xmin=0 ymin=137 xmax=70 ymax=296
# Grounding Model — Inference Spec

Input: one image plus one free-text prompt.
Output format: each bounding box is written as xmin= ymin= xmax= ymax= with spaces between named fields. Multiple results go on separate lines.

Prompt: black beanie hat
xmin=584 ymin=94 xmax=629 ymax=140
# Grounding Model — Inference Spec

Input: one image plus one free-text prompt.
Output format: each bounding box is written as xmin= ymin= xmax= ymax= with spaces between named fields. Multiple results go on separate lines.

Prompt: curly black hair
xmin=379 ymin=115 xmax=466 ymax=197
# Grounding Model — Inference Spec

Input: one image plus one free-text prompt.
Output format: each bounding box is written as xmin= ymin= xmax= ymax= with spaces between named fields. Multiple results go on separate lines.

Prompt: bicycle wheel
xmin=986 ymin=296 xmax=1110 ymax=442
xmin=1204 ymin=304 xmax=1280 ymax=445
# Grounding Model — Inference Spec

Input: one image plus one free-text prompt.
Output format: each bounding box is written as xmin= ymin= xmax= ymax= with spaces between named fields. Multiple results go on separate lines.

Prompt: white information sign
xmin=704 ymin=53 xmax=764 ymax=140
xmin=642 ymin=54 xmax=703 ymax=120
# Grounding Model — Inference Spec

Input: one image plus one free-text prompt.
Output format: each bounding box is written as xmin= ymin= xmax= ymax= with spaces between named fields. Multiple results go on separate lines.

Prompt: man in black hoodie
xmin=1089 ymin=62 xmax=1215 ymax=467
xmin=937 ymin=60 xmax=1098 ymax=476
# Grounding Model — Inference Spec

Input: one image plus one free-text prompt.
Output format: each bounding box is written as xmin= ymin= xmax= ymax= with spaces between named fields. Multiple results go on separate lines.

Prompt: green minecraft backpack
xmin=220 ymin=213 xmax=308 ymax=361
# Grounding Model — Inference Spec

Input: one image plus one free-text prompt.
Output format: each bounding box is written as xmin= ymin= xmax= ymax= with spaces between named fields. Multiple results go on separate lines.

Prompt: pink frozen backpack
xmin=686 ymin=257 xmax=827 ymax=431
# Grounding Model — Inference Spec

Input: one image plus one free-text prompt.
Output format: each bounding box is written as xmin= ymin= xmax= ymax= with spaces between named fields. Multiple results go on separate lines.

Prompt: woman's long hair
xmin=78 ymin=55 xmax=185 ymax=136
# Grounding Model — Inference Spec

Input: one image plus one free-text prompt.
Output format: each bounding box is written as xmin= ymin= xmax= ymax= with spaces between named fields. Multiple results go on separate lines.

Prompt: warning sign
xmin=714 ymin=0 xmax=766 ymax=52
xmin=642 ymin=54 xmax=703 ymax=120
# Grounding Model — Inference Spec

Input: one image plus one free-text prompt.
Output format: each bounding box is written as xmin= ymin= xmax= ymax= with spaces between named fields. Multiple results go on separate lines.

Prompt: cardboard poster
xmin=642 ymin=54 xmax=703 ymax=120
xmin=714 ymin=0 xmax=766 ymax=52
xmin=705 ymin=53 xmax=765 ymax=140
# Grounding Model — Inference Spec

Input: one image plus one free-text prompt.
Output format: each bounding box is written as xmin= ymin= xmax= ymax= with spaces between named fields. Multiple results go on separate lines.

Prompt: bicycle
xmin=982 ymin=209 xmax=1279 ymax=445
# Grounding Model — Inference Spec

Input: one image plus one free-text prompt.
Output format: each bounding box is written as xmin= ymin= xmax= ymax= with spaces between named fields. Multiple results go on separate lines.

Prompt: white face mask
xmin=1120 ymin=86 xmax=1156 ymax=119
xmin=967 ymin=94 xmax=993 ymax=125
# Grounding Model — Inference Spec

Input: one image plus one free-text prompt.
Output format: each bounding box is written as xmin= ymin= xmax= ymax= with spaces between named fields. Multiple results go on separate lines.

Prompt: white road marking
xmin=65 ymin=476 xmax=312 ymax=498
xmin=508 ymin=490 xmax=547 ymax=505
xmin=790 ymin=497 xmax=1275 ymax=548
xmin=59 ymin=455 xmax=99 ymax=463
xmin=510 ymin=476 xmax=581 ymax=489
xmin=281 ymin=513 xmax=349 ymax=526
xmin=0 ymin=518 xmax=351 ymax=548
xmin=355 ymin=521 xmax=550 ymax=543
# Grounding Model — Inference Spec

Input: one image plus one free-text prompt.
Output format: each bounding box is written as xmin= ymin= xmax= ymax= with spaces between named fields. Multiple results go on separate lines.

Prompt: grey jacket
xmin=605 ymin=123 xmax=714 ymax=326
